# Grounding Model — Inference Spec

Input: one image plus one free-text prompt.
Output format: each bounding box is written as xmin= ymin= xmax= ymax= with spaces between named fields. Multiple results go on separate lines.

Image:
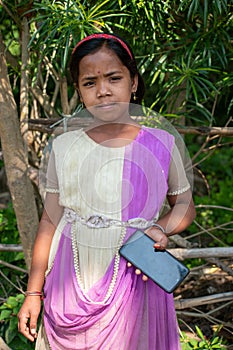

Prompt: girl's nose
xmin=96 ymin=81 xmax=111 ymax=97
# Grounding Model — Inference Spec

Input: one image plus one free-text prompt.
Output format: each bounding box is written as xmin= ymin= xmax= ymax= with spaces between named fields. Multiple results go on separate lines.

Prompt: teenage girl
xmin=18 ymin=33 xmax=196 ymax=350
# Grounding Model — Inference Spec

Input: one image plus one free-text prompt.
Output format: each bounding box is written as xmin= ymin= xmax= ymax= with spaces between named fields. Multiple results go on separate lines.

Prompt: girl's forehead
xmin=83 ymin=46 xmax=119 ymax=61
xmin=79 ymin=47 xmax=124 ymax=72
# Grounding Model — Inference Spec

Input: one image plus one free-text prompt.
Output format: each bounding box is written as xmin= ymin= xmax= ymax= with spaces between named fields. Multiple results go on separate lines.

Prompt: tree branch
xmin=27 ymin=117 xmax=233 ymax=136
xmin=26 ymin=119 xmax=233 ymax=137
xmin=169 ymin=247 xmax=233 ymax=260
xmin=0 ymin=0 xmax=21 ymax=26
xmin=30 ymin=86 xmax=60 ymax=118
xmin=0 ymin=259 xmax=28 ymax=273
xmin=175 ymin=291 xmax=233 ymax=310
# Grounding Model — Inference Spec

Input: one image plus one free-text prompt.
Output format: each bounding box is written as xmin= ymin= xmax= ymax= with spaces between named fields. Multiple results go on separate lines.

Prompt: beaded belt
xmin=64 ymin=207 xmax=160 ymax=230
xmin=64 ymin=207 xmax=164 ymax=304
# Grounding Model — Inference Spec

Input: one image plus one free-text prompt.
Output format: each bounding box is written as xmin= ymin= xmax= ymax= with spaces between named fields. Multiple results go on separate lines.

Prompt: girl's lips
xmin=95 ymin=103 xmax=116 ymax=109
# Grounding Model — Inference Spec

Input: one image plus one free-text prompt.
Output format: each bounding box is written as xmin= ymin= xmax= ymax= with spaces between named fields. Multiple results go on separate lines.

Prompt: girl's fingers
xmin=18 ymin=316 xmax=35 ymax=342
xmin=127 ymin=263 xmax=148 ymax=281
xmin=154 ymin=241 xmax=167 ymax=250
xmin=154 ymin=243 xmax=161 ymax=249
xmin=142 ymin=274 xmax=148 ymax=282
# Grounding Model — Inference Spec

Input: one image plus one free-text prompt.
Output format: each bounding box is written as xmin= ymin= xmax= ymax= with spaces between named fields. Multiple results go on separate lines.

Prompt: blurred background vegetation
xmin=0 ymin=0 xmax=232 ymax=348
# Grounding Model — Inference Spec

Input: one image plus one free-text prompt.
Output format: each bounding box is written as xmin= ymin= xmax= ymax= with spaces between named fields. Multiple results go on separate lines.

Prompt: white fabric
xmin=46 ymin=130 xmax=190 ymax=196
xmin=46 ymin=129 xmax=190 ymax=291
xmin=47 ymin=130 xmax=125 ymax=290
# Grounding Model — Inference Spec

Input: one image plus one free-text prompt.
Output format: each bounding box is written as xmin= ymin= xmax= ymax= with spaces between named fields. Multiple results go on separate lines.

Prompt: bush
xmin=0 ymin=294 xmax=36 ymax=349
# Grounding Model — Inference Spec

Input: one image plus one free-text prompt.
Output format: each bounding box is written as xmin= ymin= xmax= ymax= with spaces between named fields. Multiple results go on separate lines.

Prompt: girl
xmin=18 ymin=33 xmax=196 ymax=349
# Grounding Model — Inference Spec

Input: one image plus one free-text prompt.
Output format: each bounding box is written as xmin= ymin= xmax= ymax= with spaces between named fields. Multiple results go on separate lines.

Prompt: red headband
xmin=72 ymin=33 xmax=133 ymax=60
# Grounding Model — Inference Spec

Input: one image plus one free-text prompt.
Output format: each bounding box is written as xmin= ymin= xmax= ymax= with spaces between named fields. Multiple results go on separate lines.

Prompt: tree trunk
xmin=20 ymin=17 xmax=30 ymax=143
xmin=0 ymin=34 xmax=39 ymax=269
xmin=60 ymin=76 xmax=70 ymax=114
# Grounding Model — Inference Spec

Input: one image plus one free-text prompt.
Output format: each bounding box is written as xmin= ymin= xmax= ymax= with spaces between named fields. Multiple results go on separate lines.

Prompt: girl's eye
xmin=83 ymin=81 xmax=95 ymax=87
xmin=111 ymin=76 xmax=121 ymax=81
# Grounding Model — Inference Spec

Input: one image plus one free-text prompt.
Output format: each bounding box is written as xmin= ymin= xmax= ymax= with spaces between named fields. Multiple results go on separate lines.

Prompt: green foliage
xmin=0 ymin=294 xmax=36 ymax=349
xmin=0 ymin=294 xmax=24 ymax=343
xmin=0 ymin=203 xmax=28 ymax=302
xmin=0 ymin=203 xmax=24 ymax=265
xmin=0 ymin=205 xmax=35 ymax=348
xmin=2 ymin=0 xmax=232 ymax=124
xmin=180 ymin=326 xmax=227 ymax=349
xmin=194 ymin=143 xmax=233 ymax=245
xmin=180 ymin=138 xmax=233 ymax=272
xmin=28 ymin=0 xmax=129 ymax=73
xmin=134 ymin=0 xmax=233 ymax=123
xmin=0 ymin=4 xmax=21 ymax=58
xmin=0 ymin=206 xmax=35 ymax=348
xmin=194 ymin=181 xmax=233 ymax=247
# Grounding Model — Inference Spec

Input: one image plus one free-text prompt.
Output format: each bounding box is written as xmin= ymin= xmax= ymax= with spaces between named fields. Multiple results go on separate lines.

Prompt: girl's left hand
xmin=127 ymin=226 xmax=168 ymax=281
xmin=127 ymin=262 xmax=149 ymax=281
xmin=145 ymin=226 xmax=168 ymax=250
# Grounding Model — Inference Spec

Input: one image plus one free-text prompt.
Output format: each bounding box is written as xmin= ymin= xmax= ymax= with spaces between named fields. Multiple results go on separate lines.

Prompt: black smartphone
xmin=119 ymin=230 xmax=189 ymax=293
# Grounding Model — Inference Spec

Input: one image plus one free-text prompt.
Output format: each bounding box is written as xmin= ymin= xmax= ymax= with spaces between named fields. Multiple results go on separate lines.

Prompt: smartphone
xmin=119 ymin=230 xmax=189 ymax=293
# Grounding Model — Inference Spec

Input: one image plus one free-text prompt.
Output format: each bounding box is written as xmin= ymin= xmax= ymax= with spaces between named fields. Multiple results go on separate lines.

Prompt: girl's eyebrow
xmin=80 ymin=70 xmax=123 ymax=82
xmin=80 ymin=76 xmax=96 ymax=82
xmin=104 ymin=70 xmax=123 ymax=77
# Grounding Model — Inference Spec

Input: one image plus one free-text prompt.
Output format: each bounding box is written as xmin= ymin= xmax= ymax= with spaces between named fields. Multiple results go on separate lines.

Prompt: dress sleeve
xmin=45 ymin=149 xmax=59 ymax=193
xmin=167 ymin=143 xmax=191 ymax=196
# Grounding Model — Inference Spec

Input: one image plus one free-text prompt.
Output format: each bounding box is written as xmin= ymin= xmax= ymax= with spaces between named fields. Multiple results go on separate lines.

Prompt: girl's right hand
xmin=18 ymin=296 xmax=42 ymax=342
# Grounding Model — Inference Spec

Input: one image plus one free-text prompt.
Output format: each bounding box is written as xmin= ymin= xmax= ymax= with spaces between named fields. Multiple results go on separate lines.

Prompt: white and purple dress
xmin=36 ymin=125 xmax=190 ymax=350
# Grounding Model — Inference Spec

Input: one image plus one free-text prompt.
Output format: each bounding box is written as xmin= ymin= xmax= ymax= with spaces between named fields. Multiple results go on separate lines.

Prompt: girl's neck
xmin=85 ymin=122 xmax=141 ymax=147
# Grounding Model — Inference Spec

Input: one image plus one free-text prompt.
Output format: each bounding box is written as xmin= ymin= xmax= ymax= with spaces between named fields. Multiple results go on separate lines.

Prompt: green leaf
xmin=18 ymin=332 xmax=31 ymax=344
xmin=187 ymin=0 xmax=199 ymax=21
xmin=16 ymin=294 xmax=25 ymax=303
xmin=203 ymin=0 xmax=208 ymax=28
xmin=199 ymin=340 xmax=207 ymax=347
xmin=5 ymin=325 xmax=17 ymax=345
xmin=188 ymin=338 xmax=198 ymax=346
xmin=9 ymin=316 xmax=18 ymax=330
xmin=195 ymin=326 xmax=206 ymax=341
xmin=0 ymin=309 xmax=12 ymax=321
xmin=6 ymin=296 xmax=19 ymax=308
xmin=190 ymin=78 xmax=198 ymax=102
xmin=0 ymin=304 xmax=7 ymax=310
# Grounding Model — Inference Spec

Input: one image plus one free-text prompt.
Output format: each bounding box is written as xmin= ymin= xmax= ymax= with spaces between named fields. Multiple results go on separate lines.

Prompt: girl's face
xmin=77 ymin=46 xmax=138 ymax=122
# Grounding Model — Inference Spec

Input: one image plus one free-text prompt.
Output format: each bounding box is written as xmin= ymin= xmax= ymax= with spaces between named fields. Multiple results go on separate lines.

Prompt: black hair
xmin=69 ymin=33 xmax=145 ymax=104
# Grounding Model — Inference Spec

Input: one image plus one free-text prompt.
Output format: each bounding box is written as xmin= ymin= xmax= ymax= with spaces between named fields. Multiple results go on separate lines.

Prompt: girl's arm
xmin=133 ymin=190 xmax=195 ymax=281
xmin=18 ymin=193 xmax=63 ymax=342
xmin=146 ymin=140 xmax=196 ymax=249
xmin=146 ymin=189 xmax=196 ymax=249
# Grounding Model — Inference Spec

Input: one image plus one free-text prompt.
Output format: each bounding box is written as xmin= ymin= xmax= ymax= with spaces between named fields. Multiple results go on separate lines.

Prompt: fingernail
xmin=31 ymin=328 xmax=36 ymax=335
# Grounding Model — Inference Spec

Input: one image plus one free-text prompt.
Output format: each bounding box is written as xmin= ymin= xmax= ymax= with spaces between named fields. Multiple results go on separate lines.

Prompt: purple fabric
xmin=43 ymin=127 xmax=181 ymax=349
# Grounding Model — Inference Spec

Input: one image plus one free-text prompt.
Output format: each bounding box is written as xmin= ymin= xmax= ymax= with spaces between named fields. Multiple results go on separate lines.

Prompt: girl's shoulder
xmin=53 ymin=129 xmax=83 ymax=146
xmin=142 ymin=125 xmax=175 ymax=141
xmin=51 ymin=129 xmax=84 ymax=157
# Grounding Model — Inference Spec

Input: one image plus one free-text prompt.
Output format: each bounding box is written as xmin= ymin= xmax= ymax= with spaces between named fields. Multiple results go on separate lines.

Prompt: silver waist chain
xmin=64 ymin=207 xmax=161 ymax=230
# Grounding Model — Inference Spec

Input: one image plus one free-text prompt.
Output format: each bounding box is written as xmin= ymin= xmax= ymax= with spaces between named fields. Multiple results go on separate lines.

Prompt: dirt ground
xmin=174 ymin=264 xmax=233 ymax=347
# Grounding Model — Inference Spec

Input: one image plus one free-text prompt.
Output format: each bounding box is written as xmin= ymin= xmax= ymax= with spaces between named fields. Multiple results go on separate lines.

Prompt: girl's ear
xmin=131 ymin=74 xmax=138 ymax=93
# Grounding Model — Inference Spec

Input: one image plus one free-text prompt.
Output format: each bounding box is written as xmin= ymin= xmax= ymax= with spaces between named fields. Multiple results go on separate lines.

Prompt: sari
xmin=38 ymin=127 xmax=182 ymax=349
